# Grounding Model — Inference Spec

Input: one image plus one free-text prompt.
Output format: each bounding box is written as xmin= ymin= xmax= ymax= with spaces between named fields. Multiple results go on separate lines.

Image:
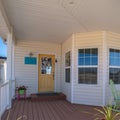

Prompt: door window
xmin=41 ymin=57 xmax=52 ymax=74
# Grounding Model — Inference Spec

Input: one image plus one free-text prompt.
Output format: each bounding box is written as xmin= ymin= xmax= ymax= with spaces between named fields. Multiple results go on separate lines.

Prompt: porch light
xmin=55 ymin=59 xmax=58 ymax=63
xmin=29 ymin=52 xmax=33 ymax=57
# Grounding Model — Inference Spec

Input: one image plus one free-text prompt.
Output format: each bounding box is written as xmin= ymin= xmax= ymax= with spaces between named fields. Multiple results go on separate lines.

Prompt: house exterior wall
xmin=105 ymin=31 xmax=120 ymax=104
xmin=14 ymin=31 xmax=120 ymax=106
xmin=14 ymin=40 xmax=62 ymax=96
xmin=72 ymin=31 xmax=104 ymax=106
xmin=62 ymin=36 xmax=72 ymax=101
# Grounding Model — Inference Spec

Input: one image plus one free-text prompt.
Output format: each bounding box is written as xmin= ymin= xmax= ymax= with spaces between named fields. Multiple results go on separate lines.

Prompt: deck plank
xmin=45 ymin=101 xmax=61 ymax=120
xmin=27 ymin=100 xmax=33 ymax=120
xmin=36 ymin=102 xmax=45 ymax=120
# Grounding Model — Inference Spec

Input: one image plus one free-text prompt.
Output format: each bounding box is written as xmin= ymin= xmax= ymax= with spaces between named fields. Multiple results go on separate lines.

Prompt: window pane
xmin=110 ymin=49 xmax=114 ymax=57
xmin=85 ymin=57 xmax=90 ymax=65
xmin=119 ymin=58 xmax=120 ymax=66
xmin=85 ymin=49 xmax=90 ymax=57
xmin=41 ymin=57 xmax=52 ymax=74
xmin=78 ymin=68 xmax=85 ymax=83
xmin=78 ymin=49 xmax=84 ymax=57
xmin=78 ymin=48 xmax=98 ymax=66
xmin=109 ymin=49 xmax=120 ymax=66
xmin=91 ymin=48 xmax=98 ymax=57
xmin=65 ymin=68 xmax=70 ymax=83
xmin=114 ymin=58 xmax=119 ymax=66
xmin=91 ymin=57 xmax=98 ymax=65
xmin=114 ymin=50 xmax=119 ymax=57
xmin=91 ymin=68 xmax=97 ymax=84
xmin=79 ymin=58 xmax=84 ymax=65
xmin=78 ymin=68 xmax=97 ymax=84
xmin=65 ymin=51 xmax=71 ymax=67
xmin=109 ymin=68 xmax=120 ymax=84
xmin=85 ymin=68 xmax=91 ymax=84
xmin=110 ymin=57 xmax=114 ymax=65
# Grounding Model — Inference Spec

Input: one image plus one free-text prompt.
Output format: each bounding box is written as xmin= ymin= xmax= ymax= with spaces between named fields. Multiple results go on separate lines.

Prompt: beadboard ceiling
xmin=2 ymin=0 xmax=120 ymax=43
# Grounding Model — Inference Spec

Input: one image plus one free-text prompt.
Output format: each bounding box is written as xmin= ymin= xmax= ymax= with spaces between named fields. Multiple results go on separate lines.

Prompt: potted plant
xmin=18 ymin=86 xmax=26 ymax=95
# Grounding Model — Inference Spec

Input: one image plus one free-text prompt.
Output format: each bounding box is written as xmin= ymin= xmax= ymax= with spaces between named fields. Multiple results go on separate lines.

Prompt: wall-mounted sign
xmin=24 ymin=57 xmax=37 ymax=65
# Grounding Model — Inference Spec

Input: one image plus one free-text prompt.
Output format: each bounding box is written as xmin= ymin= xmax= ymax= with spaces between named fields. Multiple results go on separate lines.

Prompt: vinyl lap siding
xmin=107 ymin=32 xmax=120 ymax=47
xmin=62 ymin=36 xmax=72 ymax=101
xmin=106 ymin=32 xmax=120 ymax=104
xmin=73 ymin=31 xmax=104 ymax=106
xmin=14 ymin=40 xmax=61 ymax=96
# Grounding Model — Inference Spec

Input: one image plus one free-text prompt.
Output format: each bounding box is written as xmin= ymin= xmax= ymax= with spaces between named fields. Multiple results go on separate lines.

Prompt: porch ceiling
xmin=0 ymin=13 xmax=8 ymax=39
xmin=2 ymin=0 xmax=120 ymax=43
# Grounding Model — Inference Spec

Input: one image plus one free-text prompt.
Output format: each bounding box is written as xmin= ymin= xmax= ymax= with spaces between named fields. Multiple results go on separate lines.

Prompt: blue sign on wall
xmin=24 ymin=57 xmax=37 ymax=65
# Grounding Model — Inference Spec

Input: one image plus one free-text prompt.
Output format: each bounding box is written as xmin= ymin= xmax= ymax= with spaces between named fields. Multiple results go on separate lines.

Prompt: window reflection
xmin=78 ymin=68 xmax=97 ymax=84
xmin=110 ymin=68 xmax=120 ymax=84
xmin=41 ymin=57 xmax=52 ymax=74
xmin=78 ymin=48 xmax=98 ymax=65
xmin=65 ymin=68 xmax=70 ymax=83
xmin=110 ymin=49 xmax=120 ymax=66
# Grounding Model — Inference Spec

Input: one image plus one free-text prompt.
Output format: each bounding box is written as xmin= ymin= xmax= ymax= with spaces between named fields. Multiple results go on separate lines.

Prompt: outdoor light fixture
xmin=29 ymin=52 xmax=33 ymax=57
xmin=55 ymin=59 xmax=58 ymax=63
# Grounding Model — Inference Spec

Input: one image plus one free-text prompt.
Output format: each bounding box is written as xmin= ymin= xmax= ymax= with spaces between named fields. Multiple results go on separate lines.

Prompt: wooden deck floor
xmin=1 ymin=100 xmax=120 ymax=120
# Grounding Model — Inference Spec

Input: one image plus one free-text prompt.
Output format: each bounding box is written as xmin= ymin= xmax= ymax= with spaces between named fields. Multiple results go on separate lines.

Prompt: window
xmin=65 ymin=51 xmax=71 ymax=83
xmin=109 ymin=49 xmax=120 ymax=84
xmin=65 ymin=68 xmax=70 ymax=83
xmin=78 ymin=48 xmax=98 ymax=84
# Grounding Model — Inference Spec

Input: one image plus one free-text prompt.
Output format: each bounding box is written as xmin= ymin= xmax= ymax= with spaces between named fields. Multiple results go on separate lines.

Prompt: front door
xmin=38 ymin=54 xmax=55 ymax=92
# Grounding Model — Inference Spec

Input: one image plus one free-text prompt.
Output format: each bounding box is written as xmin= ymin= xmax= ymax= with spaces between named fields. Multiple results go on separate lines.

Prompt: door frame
xmin=38 ymin=54 xmax=55 ymax=93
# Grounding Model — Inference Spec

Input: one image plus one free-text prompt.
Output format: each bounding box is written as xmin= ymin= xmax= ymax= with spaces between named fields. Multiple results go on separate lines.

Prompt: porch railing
xmin=0 ymin=80 xmax=15 ymax=118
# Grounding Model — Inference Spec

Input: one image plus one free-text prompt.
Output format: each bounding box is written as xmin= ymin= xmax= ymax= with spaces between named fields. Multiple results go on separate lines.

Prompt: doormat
xmin=36 ymin=92 xmax=61 ymax=96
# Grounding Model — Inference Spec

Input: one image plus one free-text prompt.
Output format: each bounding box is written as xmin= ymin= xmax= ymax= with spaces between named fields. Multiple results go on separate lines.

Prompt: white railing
xmin=0 ymin=81 xmax=9 ymax=118
xmin=0 ymin=80 xmax=15 ymax=118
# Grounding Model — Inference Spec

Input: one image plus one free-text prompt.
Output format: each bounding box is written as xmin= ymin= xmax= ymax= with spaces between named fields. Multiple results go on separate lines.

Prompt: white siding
xmin=62 ymin=36 xmax=72 ymax=101
xmin=73 ymin=31 xmax=104 ymax=106
xmin=14 ymin=40 xmax=61 ymax=96
xmin=106 ymin=31 xmax=120 ymax=104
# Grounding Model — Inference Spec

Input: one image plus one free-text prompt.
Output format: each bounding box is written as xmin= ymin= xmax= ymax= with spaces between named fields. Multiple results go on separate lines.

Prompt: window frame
xmin=78 ymin=48 xmax=99 ymax=85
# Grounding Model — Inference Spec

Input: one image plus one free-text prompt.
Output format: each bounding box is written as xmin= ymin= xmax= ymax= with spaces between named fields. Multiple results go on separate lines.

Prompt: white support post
xmin=6 ymin=29 xmax=14 ymax=109
xmin=71 ymin=33 xmax=75 ymax=103
xmin=102 ymin=31 xmax=107 ymax=106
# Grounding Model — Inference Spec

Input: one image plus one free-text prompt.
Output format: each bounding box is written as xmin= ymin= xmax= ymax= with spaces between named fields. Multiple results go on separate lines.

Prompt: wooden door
xmin=38 ymin=54 xmax=55 ymax=92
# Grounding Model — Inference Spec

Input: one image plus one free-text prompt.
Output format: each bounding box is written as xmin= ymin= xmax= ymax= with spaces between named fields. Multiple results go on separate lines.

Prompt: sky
xmin=0 ymin=37 xmax=7 ymax=57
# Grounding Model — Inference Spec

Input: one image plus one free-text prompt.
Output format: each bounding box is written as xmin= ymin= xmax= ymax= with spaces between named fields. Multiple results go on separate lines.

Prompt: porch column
xmin=7 ymin=29 xmax=15 ymax=108
xmin=102 ymin=31 xmax=108 ymax=105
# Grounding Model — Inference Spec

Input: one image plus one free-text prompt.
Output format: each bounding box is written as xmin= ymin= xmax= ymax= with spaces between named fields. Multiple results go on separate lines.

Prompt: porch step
xmin=30 ymin=92 xmax=66 ymax=101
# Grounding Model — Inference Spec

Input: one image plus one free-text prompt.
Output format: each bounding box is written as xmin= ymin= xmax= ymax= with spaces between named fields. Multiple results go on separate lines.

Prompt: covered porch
xmin=1 ymin=0 xmax=120 ymax=119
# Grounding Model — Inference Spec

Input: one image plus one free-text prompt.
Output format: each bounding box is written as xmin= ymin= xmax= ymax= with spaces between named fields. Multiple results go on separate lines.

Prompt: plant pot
xmin=18 ymin=90 xmax=25 ymax=95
